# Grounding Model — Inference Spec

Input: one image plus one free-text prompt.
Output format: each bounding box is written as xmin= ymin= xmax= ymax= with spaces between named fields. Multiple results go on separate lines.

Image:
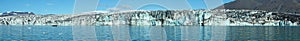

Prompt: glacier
xmin=0 ymin=9 xmax=299 ymax=26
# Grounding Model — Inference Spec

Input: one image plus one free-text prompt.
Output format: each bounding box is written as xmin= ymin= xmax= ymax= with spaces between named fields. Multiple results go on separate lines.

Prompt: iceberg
xmin=0 ymin=9 xmax=299 ymax=26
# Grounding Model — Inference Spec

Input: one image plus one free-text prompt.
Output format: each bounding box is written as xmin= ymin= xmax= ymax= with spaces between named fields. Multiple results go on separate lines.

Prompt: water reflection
xmin=72 ymin=26 xmax=97 ymax=41
xmin=0 ymin=25 xmax=300 ymax=40
xmin=0 ymin=25 xmax=73 ymax=40
xmin=226 ymin=26 xmax=300 ymax=40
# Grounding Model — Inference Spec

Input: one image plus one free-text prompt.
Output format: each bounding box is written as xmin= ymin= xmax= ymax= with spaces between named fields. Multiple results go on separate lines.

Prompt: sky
xmin=0 ymin=0 xmax=234 ymax=14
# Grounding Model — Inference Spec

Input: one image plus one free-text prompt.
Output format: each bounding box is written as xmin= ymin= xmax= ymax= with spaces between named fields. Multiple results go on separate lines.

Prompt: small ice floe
xmin=27 ymin=27 xmax=32 ymax=29
xmin=58 ymin=33 xmax=63 ymax=35
xmin=42 ymin=32 xmax=47 ymax=34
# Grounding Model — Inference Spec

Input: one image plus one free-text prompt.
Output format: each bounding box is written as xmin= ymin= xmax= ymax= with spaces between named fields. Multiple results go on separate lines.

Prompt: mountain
xmin=216 ymin=0 xmax=300 ymax=13
xmin=1 ymin=11 xmax=35 ymax=17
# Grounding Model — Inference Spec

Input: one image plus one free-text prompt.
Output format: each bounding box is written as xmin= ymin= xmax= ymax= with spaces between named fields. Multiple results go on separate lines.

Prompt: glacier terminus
xmin=0 ymin=9 xmax=299 ymax=26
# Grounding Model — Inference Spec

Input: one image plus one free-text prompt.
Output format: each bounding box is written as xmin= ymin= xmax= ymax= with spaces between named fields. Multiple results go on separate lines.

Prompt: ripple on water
xmin=0 ymin=25 xmax=300 ymax=40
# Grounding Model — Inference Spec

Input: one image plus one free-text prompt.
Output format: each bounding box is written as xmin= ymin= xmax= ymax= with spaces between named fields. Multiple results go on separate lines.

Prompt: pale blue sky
xmin=0 ymin=0 xmax=234 ymax=14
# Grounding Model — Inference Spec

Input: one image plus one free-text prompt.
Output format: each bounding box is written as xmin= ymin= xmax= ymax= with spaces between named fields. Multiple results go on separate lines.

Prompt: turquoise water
xmin=0 ymin=25 xmax=300 ymax=41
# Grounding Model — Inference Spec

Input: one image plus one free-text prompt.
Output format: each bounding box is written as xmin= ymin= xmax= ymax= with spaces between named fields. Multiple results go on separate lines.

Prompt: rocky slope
xmin=217 ymin=0 xmax=300 ymax=13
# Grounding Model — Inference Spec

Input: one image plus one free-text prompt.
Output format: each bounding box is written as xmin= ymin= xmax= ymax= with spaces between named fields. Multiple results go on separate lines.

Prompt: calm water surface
xmin=0 ymin=25 xmax=299 ymax=41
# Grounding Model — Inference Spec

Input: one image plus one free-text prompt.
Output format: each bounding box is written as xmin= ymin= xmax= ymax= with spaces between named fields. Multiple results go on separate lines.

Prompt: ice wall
xmin=0 ymin=9 xmax=299 ymax=26
xmin=95 ymin=10 xmax=210 ymax=26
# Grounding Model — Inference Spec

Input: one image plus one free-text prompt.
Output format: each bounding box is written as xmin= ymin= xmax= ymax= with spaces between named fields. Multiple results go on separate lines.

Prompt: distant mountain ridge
xmin=0 ymin=11 xmax=34 ymax=17
xmin=216 ymin=0 xmax=300 ymax=13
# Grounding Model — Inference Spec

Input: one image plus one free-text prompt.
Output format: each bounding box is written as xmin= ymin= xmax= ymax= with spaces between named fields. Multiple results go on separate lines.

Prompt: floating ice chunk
xmin=27 ymin=27 xmax=32 ymax=29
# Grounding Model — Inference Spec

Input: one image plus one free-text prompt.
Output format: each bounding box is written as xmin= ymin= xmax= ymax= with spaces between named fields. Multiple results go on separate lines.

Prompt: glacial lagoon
xmin=0 ymin=25 xmax=300 ymax=41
